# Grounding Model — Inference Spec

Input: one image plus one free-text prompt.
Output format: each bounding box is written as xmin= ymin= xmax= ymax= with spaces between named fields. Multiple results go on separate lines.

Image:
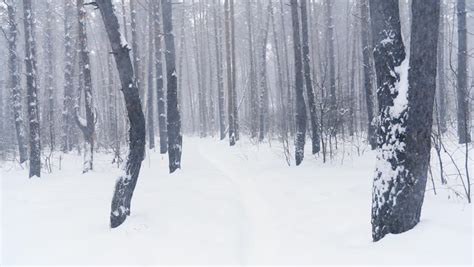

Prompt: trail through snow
xmin=1 ymin=137 xmax=471 ymax=265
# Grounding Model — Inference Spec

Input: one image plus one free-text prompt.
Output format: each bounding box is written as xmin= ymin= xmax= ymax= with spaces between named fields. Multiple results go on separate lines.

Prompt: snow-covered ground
xmin=1 ymin=137 xmax=472 ymax=265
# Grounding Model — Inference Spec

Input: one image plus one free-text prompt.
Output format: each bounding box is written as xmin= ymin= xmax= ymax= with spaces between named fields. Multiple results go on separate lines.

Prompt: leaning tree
xmin=95 ymin=0 xmax=146 ymax=228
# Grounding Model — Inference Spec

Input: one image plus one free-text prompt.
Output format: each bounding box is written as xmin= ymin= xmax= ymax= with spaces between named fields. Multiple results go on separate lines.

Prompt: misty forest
xmin=0 ymin=0 xmax=472 ymax=265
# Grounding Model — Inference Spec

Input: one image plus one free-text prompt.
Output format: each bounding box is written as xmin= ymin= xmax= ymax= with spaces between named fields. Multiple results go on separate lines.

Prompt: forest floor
xmin=1 ymin=136 xmax=472 ymax=265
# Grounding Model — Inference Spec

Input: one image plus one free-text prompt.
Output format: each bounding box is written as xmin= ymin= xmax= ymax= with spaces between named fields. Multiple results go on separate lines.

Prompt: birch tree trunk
xmin=96 ymin=0 xmax=146 ymax=228
xmin=23 ymin=0 xmax=41 ymax=178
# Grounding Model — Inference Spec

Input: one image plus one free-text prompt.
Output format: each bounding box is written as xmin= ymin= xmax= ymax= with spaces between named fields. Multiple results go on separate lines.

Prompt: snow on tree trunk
xmin=456 ymin=0 xmax=471 ymax=144
xmin=75 ymin=0 xmax=95 ymax=173
xmin=96 ymin=0 xmax=146 ymax=228
xmin=360 ymin=0 xmax=377 ymax=149
xmin=162 ymin=0 xmax=182 ymax=173
xmin=370 ymin=0 xmax=440 ymax=241
xmin=154 ymin=0 xmax=168 ymax=154
xmin=301 ymin=0 xmax=320 ymax=154
xmin=291 ymin=0 xmax=307 ymax=166
xmin=247 ymin=0 xmax=258 ymax=140
xmin=230 ymin=0 xmax=239 ymax=141
xmin=6 ymin=0 xmax=28 ymax=163
xmin=23 ymin=0 xmax=41 ymax=178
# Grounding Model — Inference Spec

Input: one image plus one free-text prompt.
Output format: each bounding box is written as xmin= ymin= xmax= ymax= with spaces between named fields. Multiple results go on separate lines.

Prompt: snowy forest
xmin=0 ymin=0 xmax=472 ymax=265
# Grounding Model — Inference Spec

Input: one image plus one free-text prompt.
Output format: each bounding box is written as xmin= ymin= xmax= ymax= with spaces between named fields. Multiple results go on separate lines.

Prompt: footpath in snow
xmin=1 ymin=137 xmax=472 ymax=265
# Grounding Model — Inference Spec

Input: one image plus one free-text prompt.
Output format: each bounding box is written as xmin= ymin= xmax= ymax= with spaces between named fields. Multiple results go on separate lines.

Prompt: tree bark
xmin=360 ymin=0 xmax=377 ymax=149
xmin=62 ymin=0 xmax=75 ymax=153
xmin=162 ymin=0 xmax=183 ymax=173
xmin=75 ymin=0 xmax=95 ymax=173
xmin=96 ymin=0 xmax=146 ymax=228
xmin=456 ymin=0 xmax=471 ymax=144
xmin=291 ymin=0 xmax=307 ymax=165
xmin=225 ymin=0 xmax=236 ymax=146
xmin=22 ymin=0 xmax=41 ymax=178
xmin=301 ymin=0 xmax=320 ymax=154
xmin=6 ymin=0 xmax=28 ymax=163
xmin=154 ymin=0 xmax=168 ymax=153
xmin=258 ymin=2 xmax=271 ymax=142
xmin=147 ymin=2 xmax=155 ymax=149
xmin=214 ymin=0 xmax=226 ymax=140
xmin=370 ymin=0 xmax=440 ymax=242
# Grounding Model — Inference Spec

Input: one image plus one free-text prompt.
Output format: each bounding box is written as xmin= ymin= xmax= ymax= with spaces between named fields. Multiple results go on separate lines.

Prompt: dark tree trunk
xmin=23 ymin=0 xmax=41 ymax=178
xmin=45 ymin=0 xmax=56 ymax=151
xmin=154 ymin=0 xmax=168 ymax=153
xmin=162 ymin=0 xmax=183 ymax=173
xmin=96 ymin=0 xmax=146 ymax=228
xmin=75 ymin=0 xmax=95 ymax=173
xmin=370 ymin=0 xmax=440 ymax=242
xmin=360 ymin=0 xmax=377 ymax=149
xmin=301 ymin=0 xmax=320 ymax=154
xmin=6 ymin=0 xmax=28 ymax=163
xmin=147 ymin=4 xmax=155 ymax=149
xmin=291 ymin=0 xmax=307 ymax=166
xmin=456 ymin=0 xmax=471 ymax=144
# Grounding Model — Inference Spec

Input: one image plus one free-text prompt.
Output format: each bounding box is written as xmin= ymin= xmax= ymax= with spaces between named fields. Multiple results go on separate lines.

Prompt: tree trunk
xmin=45 ymin=0 xmax=56 ymax=152
xmin=225 ymin=0 xmax=236 ymax=146
xmin=96 ymin=0 xmax=146 ymax=228
xmin=75 ymin=0 xmax=95 ymax=173
xmin=6 ymin=0 xmax=28 ymax=163
xmin=230 ymin=0 xmax=239 ymax=141
xmin=214 ymin=0 xmax=226 ymax=140
xmin=130 ymin=0 xmax=143 ymax=102
xmin=258 ymin=2 xmax=271 ymax=142
xmin=291 ymin=0 xmax=307 ymax=166
xmin=437 ymin=2 xmax=447 ymax=134
xmin=301 ymin=0 xmax=320 ymax=154
xmin=370 ymin=0 xmax=440 ymax=242
xmin=23 ymin=0 xmax=41 ymax=178
xmin=62 ymin=0 xmax=75 ymax=153
xmin=456 ymin=0 xmax=471 ymax=144
xmin=154 ymin=0 xmax=168 ymax=153
xmin=147 ymin=2 xmax=155 ymax=149
xmin=247 ymin=0 xmax=258 ymax=139
xmin=360 ymin=0 xmax=377 ymax=149
xmin=326 ymin=0 xmax=337 ymax=133
xmin=162 ymin=0 xmax=183 ymax=173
